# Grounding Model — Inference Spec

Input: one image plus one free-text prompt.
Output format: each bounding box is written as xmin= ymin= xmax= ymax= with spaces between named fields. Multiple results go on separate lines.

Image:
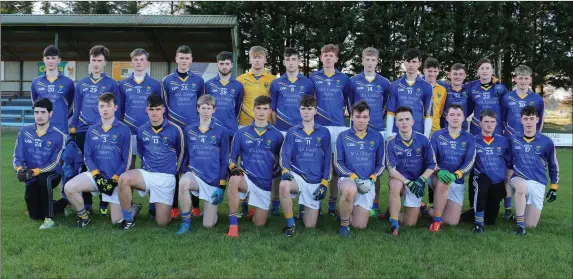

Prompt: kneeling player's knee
xmin=352 ymin=222 xmax=367 ymax=229
xmin=437 ymin=183 xmax=449 ymax=193
xmin=342 ymin=187 xmax=356 ymax=198
xmin=118 ymin=173 xmax=131 ymax=188
xmin=203 ymin=220 xmax=216 ymax=228
xmin=389 ymin=181 xmax=402 ymax=194
xmin=228 ymin=176 xmax=241 ymax=189
xmin=279 ymin=182 xmax=291 ymax=196
xmin=64 ymin=182 xmax=75 ymax=195
xmin=253 ymin=219 xmax=266 ymax=227
xmin=156 ymin=219 xmax=170 ymax=226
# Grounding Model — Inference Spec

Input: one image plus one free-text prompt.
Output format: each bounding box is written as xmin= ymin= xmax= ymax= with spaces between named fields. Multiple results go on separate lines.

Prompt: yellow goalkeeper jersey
xmin=431 ymin=82 xmax=448 ymax=132
xmin=236 ymin=70 xmax=276 ymax=126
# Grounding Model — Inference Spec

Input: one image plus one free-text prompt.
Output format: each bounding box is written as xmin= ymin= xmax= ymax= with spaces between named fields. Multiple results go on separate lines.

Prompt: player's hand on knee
xmin=437 ymin=170 xmax=454 ymax=185
xmin=211 ymin=187 xmax=225 ymax=205
xmin=546 ymin=188 xmax=557 ymax=203
xmin=281 ymin=171 xmax=294 ymax=181
xmin=230 ymin=166 xmax=245 ymax=177
xmin=16 ymin=167 xmax=33 ymax=182
xmin=413 ymin=176 xmax=427 ymax=198
xmin=313 ymin=184 xmax=328 ymax=201
xmin=355 ymin=179 xmax=370 ymax=195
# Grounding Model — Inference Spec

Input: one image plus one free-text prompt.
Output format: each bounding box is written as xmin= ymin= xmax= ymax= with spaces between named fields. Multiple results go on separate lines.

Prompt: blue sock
xmin=149 ymin=203 xmax=156 ymax=211
xmin=241 ymin=201 xmax=248 ymax=209
xmin=515 ymin=215 xmax=525 ymax=228
xmin=286 ymin=217 xmax=295 ymax=227
xmin=181 ymin=211 xmax=191 ymax=225
xmin=474 ymin=211 xmax=484 ymax=226
xmin=272 ymin=199 xmax=280 ymax=210
xmin=328 ymin=197 xmax=336 ymax=211
xmin=372 ymin=202 xmax=379 ymax=210
xmin=121 ymin=208 xmax=133 ymax=222
xmin=504 ymin=197 xmax=512 ymax=210
xmin=229 ymin=213 xmax=238 ymax=226
xmin=389 ymin=218 xmax=399 ymax=229
xmin=433 ymin=215 xmax=442 ymax=223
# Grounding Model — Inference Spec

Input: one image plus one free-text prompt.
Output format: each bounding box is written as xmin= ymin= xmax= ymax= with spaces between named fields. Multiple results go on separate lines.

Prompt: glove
xmin=412 ymin=176 xmax=427 ymax=198
xmin=281 ymin=171 xmax=294 ymax=181
xmin=230 ymin=166 xmax=245 ymax=176
xmin=211 ymin=188 xmax=225 ymax=205
xmin=313 ymin=185 xmax=328 ymax=201
xmin=93 ymin=172 xmax=107 ymax=192
xmin=69 ymin=132 xmax=76 ymax=141
xmin=437 ymin=170 xmax=456 ymax=185
xmin=546 ymin=189 xmax=557 ymax=203
xmin=16 ymin=168 xmax=32 ymax=182
xmin=100 ymin=176 xmax=118 ymax=196
xmin=405 ymin=180 xmax=419 ymax=198
xmin=355 ymin=178 xmax=371 ymax=195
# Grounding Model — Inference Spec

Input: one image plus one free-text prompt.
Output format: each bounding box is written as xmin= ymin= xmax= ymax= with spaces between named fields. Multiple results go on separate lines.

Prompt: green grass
xmin=1 ymin=132 xmax=572 ymax=278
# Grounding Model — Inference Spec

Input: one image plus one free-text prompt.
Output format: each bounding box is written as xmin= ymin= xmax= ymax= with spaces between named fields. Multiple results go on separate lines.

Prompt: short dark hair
xmin=423 ymin=57 xmax=439 ymax=69
xmin=403 ymin=48 xmax=421 ymax=61
xmin=476 ymin=57 xmax=493 ymax=69
xmin=299 ymin=95 xmax=317 ymax=108
xmin=450 ymin=63 xmax=466 ymax=72
xmin=176 ymin=45 xmax=192 ymax=55
xmin=254 ymin=95 xmax=271 ymax=107
xmin=395 ymin=106 xmax=413 ymax=116
xmin=147 ymin=94 xmax=164 ymax=108
xmin=90 ymin=45 xmax=110 ymax=61
xmin=216 ymin=51 xmax=233 ymax=62
xmin=479 ymin=109 xmax=497 ymax=121
xmin=34 ymin=98 xmax=53 ymax=112
xmin=130 ymin=48 xmax=149 ymax=60
xmin=445 ymin=104 xmax=464 ymax=115
xmin=352 ymin=100 xmax=370 ymax=115
xmin=283 ymin=47 xmax=299 ymax=59
xmin=43 ymin=45 xmax=60 ymax=57
xmin=98 ymin=92 xmax=116 ymax=105
xmin=520 ymin=105 xmax=538 ymax=118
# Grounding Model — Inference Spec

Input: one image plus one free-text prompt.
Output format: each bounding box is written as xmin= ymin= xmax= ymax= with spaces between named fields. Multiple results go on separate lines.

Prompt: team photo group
xmin=14 ymin=42 xmax=560 ymax=238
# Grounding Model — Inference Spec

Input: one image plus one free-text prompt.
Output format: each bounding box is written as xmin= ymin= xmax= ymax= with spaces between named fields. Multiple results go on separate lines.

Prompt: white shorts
xmin=430 ymin=176 xmax=465 ymax=206
xmin=239 ymin=175 xmax=271 ymax=210
xmin=82 ymin=171 xmax=120 ymax=204
xmin=184 ymin=172 xmax=219 ymax=204
xmin=289 ymin=172 xmax=321 ymax=210
xmin=326 ymin=126 xmax=347 ymax=153
xmin=510 ymin=178 xmax=545 ymax=210
xmin=339 ymin=177 xmax=375 ymax=210
xmin=403 ymin=184 xmax=422 ymax=208
xmin=136 ymin=169 xmax=176 ymax=205
xmin=131 ymin=135 xmax=139 ymax=156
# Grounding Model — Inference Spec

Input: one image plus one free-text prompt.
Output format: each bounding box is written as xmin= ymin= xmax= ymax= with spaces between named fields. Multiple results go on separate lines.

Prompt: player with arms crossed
xmin=64 ymin=93 xmax=132 ymax=227
xmin=226 ymin=96 xmax=284 ymax=237
xmin=385 ymin=106 xmax=436 ymax=236
xmin=117 ymin=94 xmax=184 ymax=229
xmin=429 ymin=104 xmax=476 ymax=231
xmin=13 ymin=98 xmax=65 ymax=229
xmin=176 ymin=95 xmax=229 ymax=234
xmin=334 ymin=101 xmax=385 ymax=237
xmin=510 ymin=105 xmax=559 ymax=236
xmin=278 ymin=95 xmax=331 ymax=236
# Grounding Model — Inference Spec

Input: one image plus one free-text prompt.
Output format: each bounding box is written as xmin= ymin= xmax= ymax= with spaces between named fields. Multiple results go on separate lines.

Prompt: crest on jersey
xmin=231 ymin=89 xmax=236 ymax=94
xmin=416 ymin=88 xmax=421 ymax=93
xmin=266 ymin=139 xmax=272 ymax=147
xmin=100 ymin=86 xmax=106 ymax=91
xmin=336 ymin=80 xmax=341 ymax=87
xmin=461 ymin=141 xmax=467 ymax=150
xmin=192 ymin=83 xmax=196 ymax=89
xmin=264 ymin=82 xmax=269 ymax=89
xmin=535 ymin=145 xmax=541 ymax=154
xmin=416 ymin=148 xmax=421 ymax=156
xmin=370 ymin=140 xmax=375 ymax=149
xmin=112 ymin=134 xmax=118 ymax=143
xmin=146 ymin=86 xmax=152 ymax=92
xmin=211 ymin=135 xmax=217 ymax=143
xmin=46 ymin=140 xmax=52 ymax=150
xmin=299 ymin=85 xmax=305 ymax=92
xmin=497 ymin=146 xmax=502 ymax=155
xmin=58 ymin=85 xmax=64 ymax=90
xmin=317 ymin=137 xmax=322 ymax=145
xmin=163 ymin=136 xmax=169 ymax=144
xmin=377 ymin=84 xmax=381 ymax=90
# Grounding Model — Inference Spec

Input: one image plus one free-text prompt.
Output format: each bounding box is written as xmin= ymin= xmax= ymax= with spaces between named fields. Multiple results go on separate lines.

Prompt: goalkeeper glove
xmin=437 ymin=170 xmax=456 ymax=185
xmin=546 ymin=189 xmax=557 ymax=203
xmin=211 ymin=188 xmax=225 ymax=205
xmin=412 ymin=176 xmax=427 ymax=198
xmin=355 ymin=179 xmax=371 ymax=195
xmin=16 ymin=167 xmax=33 ymax=182
xmin=100 ymin=176 xmax=118 ymax=196
xmin=281 ymin=171 xmax=294 ymax=181
xmin=230 ymin=166 xmax=245 ymax=176
xmin=313 ymin=185 xmax=328 ymax=201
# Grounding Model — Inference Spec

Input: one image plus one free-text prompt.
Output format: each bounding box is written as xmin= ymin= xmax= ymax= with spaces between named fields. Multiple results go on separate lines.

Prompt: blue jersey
xmin=442 ymin=83 xmax=469 ymax=131
xmin=182 ymin=121 xmax=229 ymax=187
xmin=466 ymin=78 xmax=508 ymax=135
xmin=71 ymin=73 xmax=121 ymax=133
xmin=137 ymin=120 xmax=184 ymax=175
xmin=229 ymin=123 xmax=284 ymax=191
xmin=473 ymin=134 xmax=512 ymax=184
xmin=280 ymin=123 xmax=331 ymax=184
xmin=500 ymin=90 xmax=544 ymax=136
xmin=386 ymin=131 xmax=436 ymax=180
xmin=349 ymin=72 xmax=391 ymax=132
xmin=270 ymin=73 xmax=315 ymax=131
xmin=161 ymin=71 xmax=205 ymax=128
xmin=205 ymin=75 xmax=244 ymax=135
xmin=431 ymin=128 xmax=476 ymax=184
xmin=119 ymin=73 xmax=162 ymax=134
xmin=13 ymin=124 xmax=65 ymax=175
xmin=31 ymin=72 xmax=75 ymax=134
xmin=84 ymin=119 xmax=132 ymax=179
xmin=510 ymin=133 xmax=559 ymax=186
xmin=310 ymin=69 xmax=351 ymax=127
xmin=387 ymin=75 xmax=433 ymax=133
xmin=334 ymin=127 xmax=385 ymax=180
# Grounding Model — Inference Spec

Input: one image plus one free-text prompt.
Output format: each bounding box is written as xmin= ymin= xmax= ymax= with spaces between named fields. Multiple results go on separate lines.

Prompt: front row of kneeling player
xmin=15 ymin=94 xmax=559 ymax=236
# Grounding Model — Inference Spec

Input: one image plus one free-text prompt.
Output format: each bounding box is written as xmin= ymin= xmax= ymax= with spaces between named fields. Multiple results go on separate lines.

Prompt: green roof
xmin=0 ymin=14 xmax=238 ymax=28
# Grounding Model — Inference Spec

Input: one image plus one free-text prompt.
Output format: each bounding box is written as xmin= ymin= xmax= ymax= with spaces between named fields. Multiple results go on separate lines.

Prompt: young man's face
xmin=520 ymin=114 xmax=539 ymax=134
xmin=146 ymin=105 xmax=165 ymax=123
xmin=478 ymin=63 xmax=493 ymax=80
xmin=98 ymin=100 xmax=117 ymax=120
xmin=283 ymin=55 xmax=299 ymax=73
xmin=404 ymin=58 xmax=421 ymax=75
xmin=480 ymin=115 xmax=497 ymax=134
xmin=249 ymin=53 xmax=266 ymax=71
xmin=34 ymin=107 xmax=52 ymax=126
xmin=253 ymin=104 xmax=271 ymax=121
xmin=445 ymin=108 xmax=464 ymax=129
xmin=43 ymin=55 xmax=60 ymax=71
xmin=515 ymin=75 xmax=532 ymax=91
xmin=395 ymin=111 xmax=414 ymax=134
xmin=197 ymin=103 xmax=215 ymax=121
xmin=90 ymin=54 xmax=106 ymax=74
xmin=352 ymin=110 xmax=370 ymax=132
xmin=423 ymin=67 xmax=439 ymax=83
xmin=131 ymin=54 xmax=148 ymax=72
xmin=320 ymin=51 xmax=338 ymax=69
xmin=299 ymin=106 xmax=317 ymax=122
xmin=449 ymin=68 xmax=467 ymax=87
xmin=362 ymin=55 xmax=378 ymax=73
xmin=217 ymin=59 xmax=233 ymax=76
xmin=175 ymin=52 xmax=193 ymax=71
